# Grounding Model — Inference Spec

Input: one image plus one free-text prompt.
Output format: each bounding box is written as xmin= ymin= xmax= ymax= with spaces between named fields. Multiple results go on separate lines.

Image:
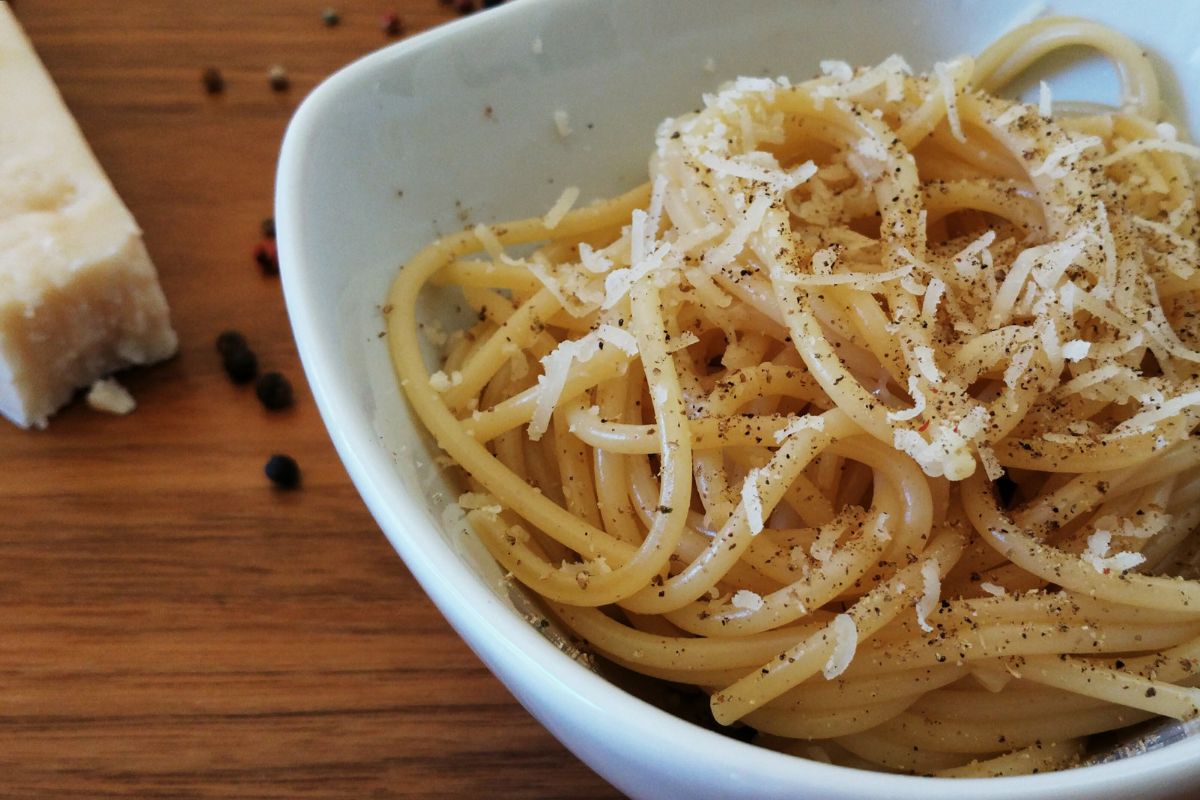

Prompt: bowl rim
xmin=275 ymin=1 xmax=1200 ymax=796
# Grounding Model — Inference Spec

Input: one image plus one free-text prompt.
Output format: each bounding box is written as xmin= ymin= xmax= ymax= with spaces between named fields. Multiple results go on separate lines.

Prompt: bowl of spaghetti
xmin=277 ymin=0 xmax=1200 ymax=796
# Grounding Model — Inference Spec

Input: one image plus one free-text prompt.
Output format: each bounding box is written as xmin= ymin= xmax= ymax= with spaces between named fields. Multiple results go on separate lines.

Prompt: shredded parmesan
xmin=1038 ymin=80 xmax=1052 ymax=117
xmin=774 ymin=414 xmax=826 ymax=443
xmin=980 ymin=581 xmax=1006 ymax=597
xmin=1083 ymin=531 xmax=1146 ymax=574
xmin=887 ymin=376 xmax=927 ymax=422
xmin=553 ymin=109 xmax=572 ymax=138
xmin=528 ymin=326 xmax=639 ymax=440
xmin=978 ymin=444 xmax=1005 ymax=481
xmin=1030 ymin=135 xmax=1102 ymax=178
xmin=934 ymin=60 xmax=965 ymax=143
xmin=542 ymin=186 xmax=580 ymax=230
xmin=741 ymin=467 xmax=767 ymax=534
xmin=822 ymin=613 xmax=858 ymax=679
xmin=915 ymin=559 xmax=941 ymax=633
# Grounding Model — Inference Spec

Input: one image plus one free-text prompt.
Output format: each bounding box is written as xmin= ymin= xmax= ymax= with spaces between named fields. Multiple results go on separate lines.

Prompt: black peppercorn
xmin=381 ymin=11 xmax=403 ymax=36
xmin=321 ymin=8 xmax=340 ymax=26
xmin=268 ymin=64 xmax=290 ymax=92
xmin=222 ymin=347 xmax=258 ymax=384
xmin=255 ymin=371 xmax=294 ymax=410
xmin=254 ymin=241 xmax=279 ymax=275
xmin=201 ymin=67 xmax=225 ymax=95
xmin=216 ymin=330 xmax=249 ymax=357
xmin=264 ymin=454 xmax=301 ymax=489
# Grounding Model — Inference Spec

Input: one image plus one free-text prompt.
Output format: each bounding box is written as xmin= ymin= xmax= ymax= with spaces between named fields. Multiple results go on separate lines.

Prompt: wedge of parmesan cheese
xmin=0 ymin=6 xmax=177 ymax=428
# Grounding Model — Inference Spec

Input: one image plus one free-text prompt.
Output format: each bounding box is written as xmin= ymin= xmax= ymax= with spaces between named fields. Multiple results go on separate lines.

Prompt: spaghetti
xmin=386 ymin=16 xmax=1200 ymax=776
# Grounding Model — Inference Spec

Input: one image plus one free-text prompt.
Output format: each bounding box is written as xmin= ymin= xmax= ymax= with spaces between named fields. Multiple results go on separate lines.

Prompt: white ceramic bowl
xmin=276 ymin=1 xmax=1200 ymax=797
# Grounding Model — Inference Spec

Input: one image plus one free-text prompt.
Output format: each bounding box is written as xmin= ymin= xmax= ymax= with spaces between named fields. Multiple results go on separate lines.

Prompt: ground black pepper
xmin=321 ymin=7 xmax=340 ymax=26
xmin=268 ymin=64 xmax=290 ymax=92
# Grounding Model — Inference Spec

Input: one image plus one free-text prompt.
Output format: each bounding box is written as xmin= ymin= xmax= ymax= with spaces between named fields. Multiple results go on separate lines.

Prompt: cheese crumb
xmin=822 ymin=613 xmax=858 ymax=679
xmin=1062 ymin=339 xmax=1092 ymax=362
xmin=458 ymin=491 xmax=502 ymax=518
xmin=979 ymin=581 xmax=1006 ymax=597
xmin=819 ymin=60 xmax=853 ymax=82
xmin=429 ymin=370 xmax=452 ymax=392
xmin=553 ymin=109 xmax=572 ymax=138
xmin=86 ymin=378 xmax=136 ymax=415
xmin=731 ymin=589 xmax=764 ymax=611
xmin=1082 ymin=531 xmax=1147 ymax=574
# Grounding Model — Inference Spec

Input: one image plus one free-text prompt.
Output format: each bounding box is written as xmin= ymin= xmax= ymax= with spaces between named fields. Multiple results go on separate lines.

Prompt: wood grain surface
xmin=1 ymin=1 xmax=620 ymax=797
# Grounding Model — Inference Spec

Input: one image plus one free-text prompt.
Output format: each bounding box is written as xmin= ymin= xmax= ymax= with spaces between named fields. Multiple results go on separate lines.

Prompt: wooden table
xmin=3 ymin=2 xmax=620 ymax=796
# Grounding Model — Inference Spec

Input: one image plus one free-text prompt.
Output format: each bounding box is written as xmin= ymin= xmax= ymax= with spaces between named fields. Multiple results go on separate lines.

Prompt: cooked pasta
xmin=385 ymin=16 xmax=1200 ymax=776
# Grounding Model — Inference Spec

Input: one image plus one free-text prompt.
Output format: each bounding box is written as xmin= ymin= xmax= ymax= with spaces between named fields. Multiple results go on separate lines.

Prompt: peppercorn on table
xmin=0 ymin=2 xmax=618 ymax=797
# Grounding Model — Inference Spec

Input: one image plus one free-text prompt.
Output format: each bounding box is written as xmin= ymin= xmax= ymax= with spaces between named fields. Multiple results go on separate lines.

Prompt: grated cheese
xmin=819 ymin=59 xmax=853 ymax=82
xmin=887 ymin=376 xmax=926 ymax=422
xmin=953 ymin=230 xmax=996 ymax=280
xmin=777 ymin=263 xmax=913 ymax=287
xmin=922 ymin=277 xmax=946 ymax=319
xmin=1038 ymin=80 xmax=1052 ymax=117
xmin=458 ymin=491 xmax=502 ymax=518
xmin=741 ymin=467 xmax=767 ymax=534
xmin=528 ymin=326 xmax=638 ymax=440
xmin=1083 ymin=530 xmax=1146 ymax=574
xmin=1030 ymin=135 xmax=1102 ymax=178
xmin=980 ymin=581 xmax=1006 ymax=597
xmin=542 ymin=186 xmax=580 ymax=230
xmin=472 ymin=223 xmax=505 ymax=260
xmin=915 ymin=558 xmax=941 ymax=633
xmin=978 ymin=443 xmax=1005 ymax=481
xmin=822 ymin=613 xmax=858 ymax=679
xmin=1062 ymin=340 xmax=1092 ymax=362
xmin=774 ymin=414 xmax=826 ymax=443
xmin=934 ymin=60 xmax=966 ymax=143
xmin=553 ymin=109 xmax=572 ymax=138
xmin=86 ymin=378 xmax=136 ymax=415
xmin=731 ymin=589 xmax=764 ymax=611
xmin=703 ymin=192 xmax=773 ymax=272
xmin=912 ymin=344 xmax=942 ymax=384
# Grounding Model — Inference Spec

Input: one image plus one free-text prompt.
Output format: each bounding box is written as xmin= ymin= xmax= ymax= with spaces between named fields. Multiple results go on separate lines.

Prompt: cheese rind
xmin=0 ymin=4 xmax=177 ymax=428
